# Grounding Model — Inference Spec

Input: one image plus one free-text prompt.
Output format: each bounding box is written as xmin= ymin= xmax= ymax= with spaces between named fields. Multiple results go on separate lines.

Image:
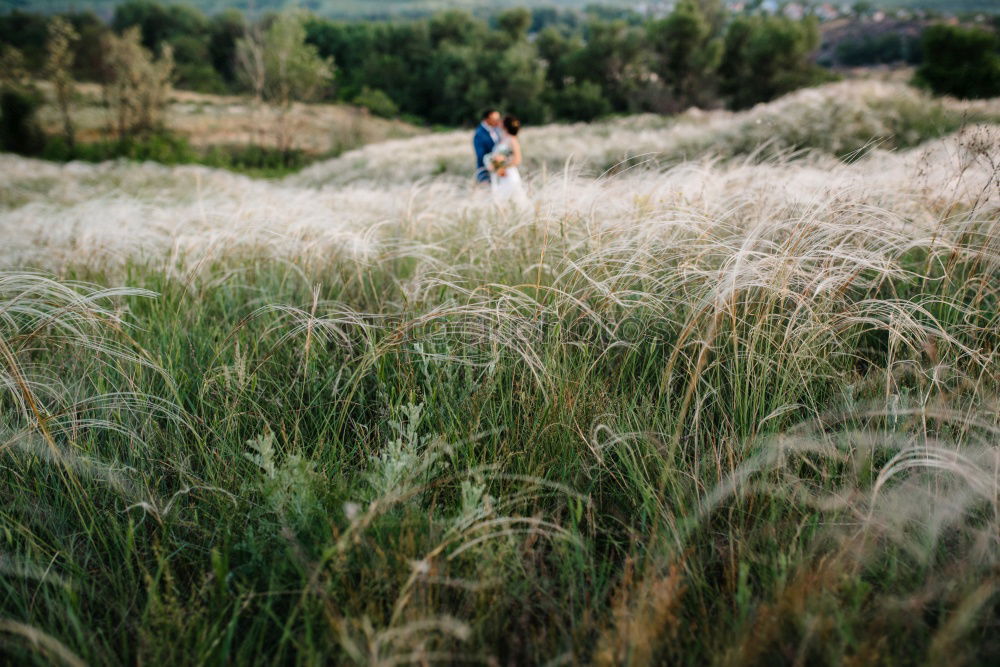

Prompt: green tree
xmin=718 ymin=15 xmax=828 ymax=110
xmin=546 ymin=81 xmax=611 ymax=122
xmin=647 ymin=0 xmax=723 ymax=112
xmin=496 ymin=8 xmax=532 ymax=42
xmin=47 ymin=16 xmax=79 ymax=149
xmin=915 ymin=25 xmax=1000 ymax=100
xmin=237 ymin=11 xmax=334 ymax=153
xmin=495 ymin=41 xmax=549 ymax=124
xmin=65 ymin=11 xmax=111 ymax=82
xmin=429 ymin=10 xmax=484 ymax=47
xmin=113 ymin=0 xmax=222 ymax=93
xmin=567 ymin=20 xmax=651 ymax=113
xmin=102 ymin=26 xmax=175 ymax=139
xmin=0 ymin=10 xmax=49 ymax=71
xmin=352 ymin=87 xmax=398 ymax=118
xmin=112 ymin=0 xmax=208 ymax=51
xmin=0 ymin=46 xmax=45 ymax=155
xmin=536 ymin=26 xmax=581 ymax=91
xmin=208 ymin=9 xmax=246 ymax=85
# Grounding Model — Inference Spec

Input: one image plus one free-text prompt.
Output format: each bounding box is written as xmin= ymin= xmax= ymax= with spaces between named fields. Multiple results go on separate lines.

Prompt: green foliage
xmin=2 ymin=1 xmax=858 ymax=127
xmin=112 ymin=0 xmax=209 ymax=50
xmin=38 ymin=133 xmax=309 ymax=175
xmin=352 ymin=86 xmax=399 ymax=118
xmin=719 ymin=14 xmax=832 ymax=110
xmin=174 ymin=60 xmax=228 ymax=94
xmin=0 ymin=86 xmax=45 ymax=155
xmin=567 ymin=19 xmax=650 ymax=112
xmin=915 ymin=24 xmax=1000 ymax=99
xmin=647 ymin=0 xmax=723 ymax=111
xmin=207 ymin=8 xmax=245 ymax=85
xmin=201 ymin=143 xmax=308 ymax=174
xmin=0 ymin=9 xmax=49 ymax=69
xmin=102 ymin=26 xmax=175 ymax=138
xmin=66 ymin=11 xmax=111 ymax=82
xmin=237 ymin=11 xmax=334 ymax=106
xmin=2 ymin=152 xmax=999 ymax=659
xmin=41 ymin=132 xmax=196 ymax=163
xmin=833 ymin=31 xmax=922 ymax=67
xmin=496 ymin=7 xmax=532 ymax=40
xmin=545 ymin=80 xmax=611 ymax=121
xmin=110 ymin=0 xmax=240 ymax=93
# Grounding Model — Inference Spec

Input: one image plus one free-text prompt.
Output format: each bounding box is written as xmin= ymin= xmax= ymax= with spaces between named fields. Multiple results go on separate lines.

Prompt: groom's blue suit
xmin=473 ymin=122 xmax=499 ymax=184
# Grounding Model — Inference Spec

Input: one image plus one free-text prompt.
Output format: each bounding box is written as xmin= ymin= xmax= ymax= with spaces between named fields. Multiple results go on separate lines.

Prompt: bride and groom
xmin=473 ymin=109 xmax=529 ymax=207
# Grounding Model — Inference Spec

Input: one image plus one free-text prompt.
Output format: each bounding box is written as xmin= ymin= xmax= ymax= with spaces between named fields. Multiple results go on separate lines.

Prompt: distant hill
xmin=873 ymin=0 xmax=1000 ymax=11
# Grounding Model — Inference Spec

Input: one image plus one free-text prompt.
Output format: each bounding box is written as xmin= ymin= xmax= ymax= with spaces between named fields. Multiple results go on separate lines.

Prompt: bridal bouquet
xmin=484 ymin=145 xmax=512 ymax=174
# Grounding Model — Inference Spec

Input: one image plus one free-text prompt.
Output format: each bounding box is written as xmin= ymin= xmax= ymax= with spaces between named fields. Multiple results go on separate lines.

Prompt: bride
xmin=491 ymin=115 xmax=529 ymax=208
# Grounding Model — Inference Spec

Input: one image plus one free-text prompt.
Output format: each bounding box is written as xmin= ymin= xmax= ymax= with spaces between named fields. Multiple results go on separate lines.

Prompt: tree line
xmin=1 ymin=0 xmax=997 ymax=162
xmin=0 ymin=0 xmax=835 ymax=126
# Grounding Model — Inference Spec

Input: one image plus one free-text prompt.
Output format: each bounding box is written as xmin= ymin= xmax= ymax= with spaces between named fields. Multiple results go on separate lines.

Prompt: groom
xmin=473 ymin=108 xmax=502 ymax=184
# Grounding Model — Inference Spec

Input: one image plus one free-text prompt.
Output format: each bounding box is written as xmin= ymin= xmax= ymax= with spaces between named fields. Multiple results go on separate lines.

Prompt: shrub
xmin=546 ymin=81 xmax=612 ymax=122
xmin=0 ymin=86 xmax=46 ymax=155
xmin=102 ymin=26 xmax=175 ymax=139
xmin=175 ymin=61 xmax=229 ymax=94
xmin=719 ymin=15 xmax=833 ymax=110
xmin=835 ymin=31 xmax=922 ymax=67
xmin=352 ymin=86 xmax=399 ymax=118
xmin=41 ymin=132 xmax=196 ymax=164
xmin=915 ymin=24 xmax=1000 ymax=100
xmin=202 ymin=143 xmax=308 ymax=173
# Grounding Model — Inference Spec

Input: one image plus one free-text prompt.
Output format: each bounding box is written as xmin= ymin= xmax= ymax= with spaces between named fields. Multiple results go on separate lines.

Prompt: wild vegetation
xmin=1 ymin=79 xmax=999 ymax=664
xmin=2 ymin=0 xmax=831 ymax=127
xmin=3 ymin=1 xmax=998 ymax=175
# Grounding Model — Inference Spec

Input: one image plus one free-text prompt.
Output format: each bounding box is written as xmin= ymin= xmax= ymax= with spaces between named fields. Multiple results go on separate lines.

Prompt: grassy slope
xmin=1 ymin=81 xmax=999 ymax=664
xmin=31 ymin=81 xmax=426 ymax=157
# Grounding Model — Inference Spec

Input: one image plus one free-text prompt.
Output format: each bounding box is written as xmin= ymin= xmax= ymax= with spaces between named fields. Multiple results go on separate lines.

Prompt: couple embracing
xmin=473 ymin=108 xmax=529 ymax=207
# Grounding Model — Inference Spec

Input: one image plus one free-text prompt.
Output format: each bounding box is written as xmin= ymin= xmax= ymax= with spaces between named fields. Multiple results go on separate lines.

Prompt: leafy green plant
xmin=915 ymin=24 xmax=1000 ymax=99
xmin=352 ymin=86 xmax=400 ymax=118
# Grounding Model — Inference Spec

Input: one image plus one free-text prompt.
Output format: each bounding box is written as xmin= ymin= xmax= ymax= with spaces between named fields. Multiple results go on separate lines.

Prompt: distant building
xmin=783 ymin=3 xmax=805 ymax=20
xmin=817 ymin=3 xmax=840 ymax=21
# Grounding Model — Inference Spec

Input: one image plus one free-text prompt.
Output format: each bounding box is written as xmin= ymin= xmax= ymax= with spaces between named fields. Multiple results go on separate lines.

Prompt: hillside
xmin=294 ymin=80 xmax=1000 ymax=186
xmin=30 ymin=81 xmax=425 ymax=155
xmin=1 ymin=79 xmax=999 ymax=664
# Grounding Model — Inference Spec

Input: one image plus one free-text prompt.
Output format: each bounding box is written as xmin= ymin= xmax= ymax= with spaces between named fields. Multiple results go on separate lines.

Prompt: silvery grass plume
xmin=1 ymin=124 xmax=996 ymax=281
xmin=242 ymin=128 xmax=998 ymax=413
xmin=694 ymin=401 xmax=1000 ymax=665
xmin=291 ymin=80 xmax=1000 ymax=187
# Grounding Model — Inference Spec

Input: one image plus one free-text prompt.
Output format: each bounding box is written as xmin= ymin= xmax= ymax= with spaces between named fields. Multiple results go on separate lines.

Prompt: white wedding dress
xmin=491 ymin=141 xmax=530 ymax=209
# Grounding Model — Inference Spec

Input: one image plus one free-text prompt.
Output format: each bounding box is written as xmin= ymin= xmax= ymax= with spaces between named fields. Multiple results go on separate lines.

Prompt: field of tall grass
xmin=1 ymin=80 xmax=999 ymax=664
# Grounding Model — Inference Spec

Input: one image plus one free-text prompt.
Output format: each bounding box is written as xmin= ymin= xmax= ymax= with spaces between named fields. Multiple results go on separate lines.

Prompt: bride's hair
xmin=503 ymin=116 xmax=521 ymax=136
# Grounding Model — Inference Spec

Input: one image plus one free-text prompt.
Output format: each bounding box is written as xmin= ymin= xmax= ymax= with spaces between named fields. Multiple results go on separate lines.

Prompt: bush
xmin=39 ymin=131 xmax=309 ymax=175
xmin=175 ymin=61 xmax=229 ymax=94
xmin=915 ymin=25 xmax=1000 ymax=100
xmin=719 ymin=15 xmax=832 ymax=110
xmin=41 ymin=132 xmax=197 ymax=164
xmin=0 ymin=86 xmax=46 ymax=156
xmin=835 ymin=32 xmax=922 ymax=67
xmin=352 ymin=87 xmax=399 ymax=118
xmin=202 ymin=144 xmax=308 ymax=174
xmin=546 ymin=81 xmax=612 ymax=122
